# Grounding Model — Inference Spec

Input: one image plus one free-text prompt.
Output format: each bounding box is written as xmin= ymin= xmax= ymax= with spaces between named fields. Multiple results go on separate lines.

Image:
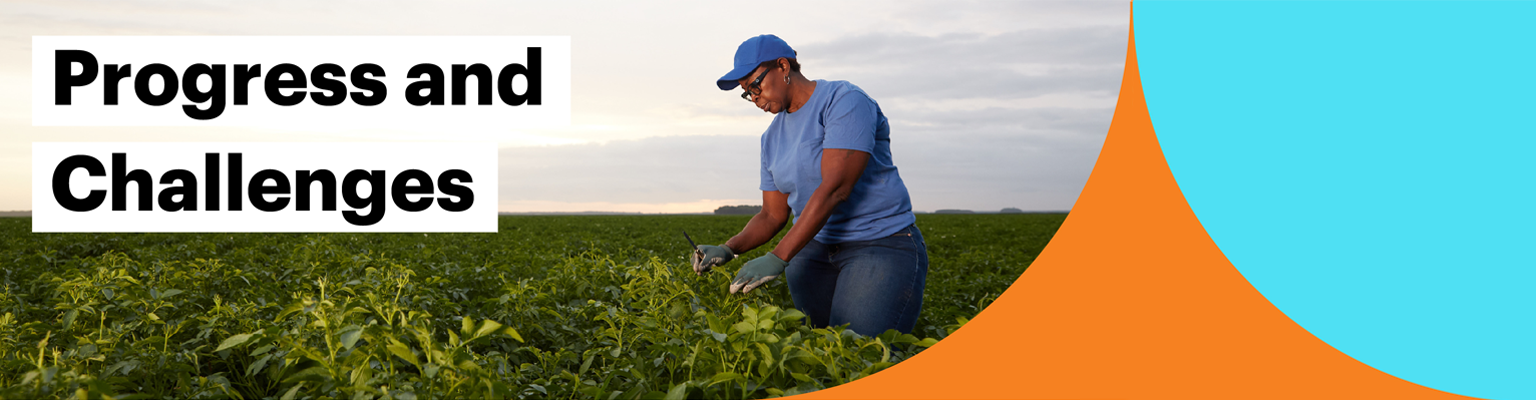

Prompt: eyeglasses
xmin=740 ymin=67 xmax=770 ymax=102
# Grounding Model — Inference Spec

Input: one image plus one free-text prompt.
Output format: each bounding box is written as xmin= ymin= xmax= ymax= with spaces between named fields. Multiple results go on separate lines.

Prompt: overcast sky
xmin=0 ymin=0 xmax=1129 ymax=213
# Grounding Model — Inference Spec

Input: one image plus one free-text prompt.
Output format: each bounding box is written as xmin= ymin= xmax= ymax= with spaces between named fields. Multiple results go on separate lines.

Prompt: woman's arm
xmin=726 ymin=149 xmax=868 ymax=293
xmin=723 ymin=190 xmax=792 ymax=253
xmin=769 ymin=148 xmax=869 ymax=261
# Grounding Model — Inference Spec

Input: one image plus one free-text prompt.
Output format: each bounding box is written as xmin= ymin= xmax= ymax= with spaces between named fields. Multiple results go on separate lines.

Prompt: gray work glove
xmin=691 ymin=244 xmax=736 ymax=275
xmin=730 ymin=253 xmax=787 ymax=294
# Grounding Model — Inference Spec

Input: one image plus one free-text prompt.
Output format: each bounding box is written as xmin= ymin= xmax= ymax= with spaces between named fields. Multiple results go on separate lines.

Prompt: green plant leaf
xmin=61 ymin=309 xmax=78 ymax=330
xmin=501 ymin=326 xmax=524 ymax=342
xmin=351 ymin=362 xmax=373 ymax=385
xmin=246 ymin=353 xmax=273 ymax=377
xmin=578 ymin=354 xmax=594 ymax=376
xmin=215 ymin=333 xmax=254 ymax=352
xmin=914 ymin=338 xmax=940 ymax=348
xmin=387 ymin=342 xmax=419 ymax=367
xmin=707 ymin=314 xmax=728 ymax=334
xmin=276 ymin=302 xmax=305 ymax=322
xmin=251 ymin=344 xmax=274 ymax=357
xmin=283 ymin=365 xmax=330 ymax=383
xmin=339 ymin=327 xmax=363 ymax=350
xmin=473 ymin=319 xmax=504 ymax=340
xmin=709 ymin=372 xmax=741 ymax=385
xmin=664 ymin=383 xmax=689 ymax=400
xmin=280 ymin=383 xmax=303 ymax=400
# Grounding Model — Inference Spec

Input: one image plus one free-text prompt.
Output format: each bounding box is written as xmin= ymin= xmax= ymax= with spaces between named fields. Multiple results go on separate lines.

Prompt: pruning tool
xmin=682 ymin=229 xmax=703 ymax=260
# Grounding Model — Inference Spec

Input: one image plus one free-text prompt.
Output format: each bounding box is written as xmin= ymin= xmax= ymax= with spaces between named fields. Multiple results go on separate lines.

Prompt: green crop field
xmin=0 ymin=214 xmax=1064 ymax=399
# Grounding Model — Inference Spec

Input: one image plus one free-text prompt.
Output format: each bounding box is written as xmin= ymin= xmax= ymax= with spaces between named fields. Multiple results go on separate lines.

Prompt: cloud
xmin=892 ymin=106 xmax=1116 ymax=136
xmin=796 ymin=27 xmax=1128 ymax=101
xmin=805 ymin=29 xmax=1128 ymax=67
xmin=895 ymin=127 xmax=1105 ymax=212
xmin=878 ymin=0 xmax=1130 ymax=33
xmin=500 ymin=135 xmax=763 ymax=208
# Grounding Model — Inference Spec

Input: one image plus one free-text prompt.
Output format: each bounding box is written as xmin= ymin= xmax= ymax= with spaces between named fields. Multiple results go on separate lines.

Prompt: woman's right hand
xmin=691 ymin=244 xmax=736 ymax=275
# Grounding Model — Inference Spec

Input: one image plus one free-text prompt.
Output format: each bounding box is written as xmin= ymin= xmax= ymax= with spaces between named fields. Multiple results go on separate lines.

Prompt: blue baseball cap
xmin=717 ymin=34 xmax=797 ymax=91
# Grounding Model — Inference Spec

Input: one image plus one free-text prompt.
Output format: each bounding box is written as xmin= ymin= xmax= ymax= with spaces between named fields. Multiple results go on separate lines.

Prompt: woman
xmin=691 ymin=34 xmax=929 ymax=336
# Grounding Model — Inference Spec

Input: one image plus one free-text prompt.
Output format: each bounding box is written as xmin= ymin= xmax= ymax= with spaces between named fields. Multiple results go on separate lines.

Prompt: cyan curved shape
xmin=1136 ymin=2 xmax=1534 ymax=399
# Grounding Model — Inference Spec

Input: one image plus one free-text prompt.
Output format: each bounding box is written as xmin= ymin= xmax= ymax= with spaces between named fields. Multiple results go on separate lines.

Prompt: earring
xmin=784 ymin=75 xmax=790 ymax=84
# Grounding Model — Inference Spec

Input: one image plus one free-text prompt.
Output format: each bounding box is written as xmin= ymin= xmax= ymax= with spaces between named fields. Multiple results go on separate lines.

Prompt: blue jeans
xmin=785 ymin=224 xmax=928 ymax=336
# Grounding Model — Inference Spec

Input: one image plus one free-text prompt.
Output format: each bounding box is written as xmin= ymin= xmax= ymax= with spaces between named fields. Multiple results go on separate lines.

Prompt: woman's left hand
xmin=730 ymin=253 xmax=788 ymax=294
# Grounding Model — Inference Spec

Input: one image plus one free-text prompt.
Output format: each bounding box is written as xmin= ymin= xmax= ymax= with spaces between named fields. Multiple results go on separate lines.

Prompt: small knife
xmin=682 ymin=229 xmax=700 ymax=252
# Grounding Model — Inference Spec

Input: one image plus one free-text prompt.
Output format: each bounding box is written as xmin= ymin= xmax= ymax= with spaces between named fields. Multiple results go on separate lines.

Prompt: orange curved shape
xmin=793 ymin=9 xmax=1475 ymax=400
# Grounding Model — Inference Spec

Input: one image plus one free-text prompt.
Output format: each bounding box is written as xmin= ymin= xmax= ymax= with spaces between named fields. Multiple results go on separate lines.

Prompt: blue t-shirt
xmin=760 ymin=80 xmax=916 ymax=244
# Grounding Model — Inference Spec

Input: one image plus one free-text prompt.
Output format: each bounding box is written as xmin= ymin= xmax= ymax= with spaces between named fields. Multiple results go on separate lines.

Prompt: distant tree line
xmin=926 ymin=208 xmax=1030 ymax=214
xmin=716 ymin=205 xmax=1044 ymax=215
xmin=714 ymin=205 xmax=762 ymax=215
